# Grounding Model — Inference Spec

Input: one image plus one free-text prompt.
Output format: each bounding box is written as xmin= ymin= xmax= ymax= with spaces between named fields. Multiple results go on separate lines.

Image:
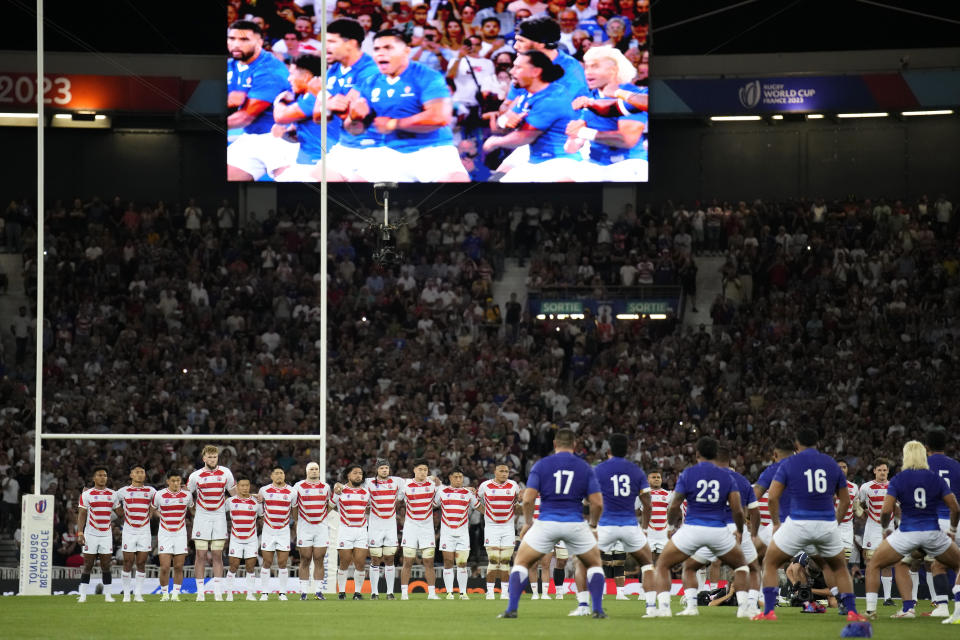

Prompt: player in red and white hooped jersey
xmin=400 ymin=459 xmax=440 ymax=600
xmin=856 ymin=459 xmax=894 ymax=604
xmin=116 ymin=465 xmax=157 ymax=602
xmin=835 ymin=460 xmax=860 ymax=563
xmin=358 ymin=459 xmax=404 ymax=600
xmin=335 ymin=464 xmax=371 ymax=599
xmin=186 ymin=445 xmax=237 ymax=601
xmin=435 ymin=468 xmax=480 ymax=600
xmin=77 ymin=465 xmax=120 ymax=603
xmin=257 ymin=467 xmax=298 ymax=600
xmin=225 ymin=476 xmax=262 ymax=601
xmin=641 ymin=469 xmax=671 ymax=559
xmin=152 ymin=470 xmax=195 ymax=601
xmin=477 ymin=462 xmax=521 ymax=600
xmin=294 ymin=461 xmax=332 ymax=601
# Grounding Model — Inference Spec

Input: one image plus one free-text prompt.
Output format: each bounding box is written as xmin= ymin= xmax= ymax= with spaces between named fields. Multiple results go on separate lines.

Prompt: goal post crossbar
xmin=40 ymin=434 xmax=324 ymax=441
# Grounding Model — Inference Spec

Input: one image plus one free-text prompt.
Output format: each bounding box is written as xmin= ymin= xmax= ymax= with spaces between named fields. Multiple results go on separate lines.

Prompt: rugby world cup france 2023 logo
xmin=738 ymin=80 xmax=761 ymax=109
xmin=34 ymin=499 xmax=48 ymax=517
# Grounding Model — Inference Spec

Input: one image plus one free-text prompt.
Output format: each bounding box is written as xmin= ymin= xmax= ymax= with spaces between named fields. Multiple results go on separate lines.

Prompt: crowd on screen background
xmin=227 ymin=0 xmax=649 ymax=181
xmin=0 ymin=190 xmax=958 ymax=570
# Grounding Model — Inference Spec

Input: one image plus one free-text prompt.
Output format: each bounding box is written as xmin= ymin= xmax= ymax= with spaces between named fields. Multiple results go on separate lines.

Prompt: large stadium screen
xmin=226 ymin=1 xmax=650 ymax=183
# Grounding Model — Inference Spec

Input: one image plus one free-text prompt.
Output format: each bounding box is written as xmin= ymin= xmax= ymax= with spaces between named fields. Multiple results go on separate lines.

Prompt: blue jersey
xmin=527 ymin=452 xmax=601 ymax=523
xmin=511 ymin=82 xmax=579 ymax=164
xmin=328 ymin=54 xmax=381 ymax=149
xmin=507 ymin=51 xmax=589 ymax=102
xmin=578 ymin=85 xmax=648 ymax=165
xmin=773 ymin=448 xmax=845 ymax=522
xmin=757 ymin=459 xmax=791 ymax=522
xmin=595 ymin=457 xmax=648 ymax=527
xmin=356 ymin=61 xmax=453 ymax=152
xmin=227 ymin=51 xmax=290 ymax=135
xmin=722 ymin=468 xmax=755 ymax=526
xmin=887 ymin=469 xmax=952 ymax=532
xmin=293 ymin=93 xmax=325 ymax=164
xmin=674 ymin=461 xmax=739 ymax=527
xmin=928 ymin=453 xmax=960 ymax=519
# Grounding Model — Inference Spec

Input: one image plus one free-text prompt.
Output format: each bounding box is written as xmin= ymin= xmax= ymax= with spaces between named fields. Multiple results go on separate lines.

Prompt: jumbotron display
xmin=226 ymin=1 xmax=649 ymax=183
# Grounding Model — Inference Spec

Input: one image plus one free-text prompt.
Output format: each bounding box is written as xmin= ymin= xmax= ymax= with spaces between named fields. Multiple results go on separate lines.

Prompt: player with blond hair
xmin=187 ymin=445 xmax=237 ymax=601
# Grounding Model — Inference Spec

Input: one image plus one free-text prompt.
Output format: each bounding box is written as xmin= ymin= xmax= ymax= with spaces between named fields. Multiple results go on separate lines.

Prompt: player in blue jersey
xmin=564 ymin=46 xmax=647 ymax=182
xmin=678 ymin=446 xmax=762 ymax=617
xmin=753 ymin=438 xmax=795 ymax=557
xmin=482 ymin=51 xmax=581 ymax=183
xmin=921 ymin=429 xmax=960 ymax=616
xmin=591 ymin=433 xmax=657 ymax=615
xmin=498 ymin=429 xmax=606 ymax=619
xmin=863 ymin=440 xmax=960 ymax=622
xmin=340 ymin=29 xmax=469 ymax=182
xmin=490 ymin=16 xmax=588 ymax=177
xmin=653 ymin=437 xmax=751 ymax=618
xmin=269 ymin=54 xmax=328 ymax=182
xmin=226 ymin=20 xmax=296 ymax=181
xmin=755 ymin=428 xmax=866 ymax=622
xmin=310 ymin=18 xmax=381 ymax=182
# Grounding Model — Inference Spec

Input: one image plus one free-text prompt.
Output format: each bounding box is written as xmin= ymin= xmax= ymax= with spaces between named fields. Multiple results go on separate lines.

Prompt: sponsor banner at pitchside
xmin=18 ymin=495 xmax=54 ymax=596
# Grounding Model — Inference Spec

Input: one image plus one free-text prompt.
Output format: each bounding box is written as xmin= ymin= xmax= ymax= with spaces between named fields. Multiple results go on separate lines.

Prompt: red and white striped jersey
xmin=337 ymin=486 xmax=370 ymax=528
xmin=117 ymin=485 xmax=156 ymax=529
xmin=533 ymin=496 xmax=540 ymax=520
xmin=857 ymin=481 xmax=888 ymax=523
xmin=364 ymin=476 xmax=404 ymax=520
xmin=294 ymin=480 xmax=330 ymax=525
xmin=226 ymin=496 xmax=261 ymax=540
xmin=477 ymin=479 xmax=520 ymax=526
xmin=259 ymin=483 xmax=297 ymax=530
xmin=79 ymin=488 xmax=119 ymax=536
xmin=187 ymin=466 xmax=236 ymax=515
xmin=153 ymin=489 xmax=194 ymax=532
xmin=836 ymin=481 xmax=858 ymax=524
xmin=643 ymin=488 xmax=671 ymax=531
xmin=758 ymin=493 xmax=771 ymax=527
xmin=435 ymin=486 xmax=479 ymax=529
xmin=403 ymin=480 xmax=437 ymax=522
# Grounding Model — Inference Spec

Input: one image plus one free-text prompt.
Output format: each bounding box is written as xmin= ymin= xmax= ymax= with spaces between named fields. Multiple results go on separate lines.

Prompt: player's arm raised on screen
xmin=374 ymin=97 xmax=453 ymax=134
xmin=227 ymin=97 xmax=273 ymax=129
xmin=637 ymin=489 xmax=652 ymax=530
xmin=273 ymin=99 xmax=308 ymax=125
xmin=482 ymin=125 xmax=541 ymax=154
xmin=879 ymin=494 xmax=895 ymax=529
xmin=766 ymin=480 xmax=784 ymax=526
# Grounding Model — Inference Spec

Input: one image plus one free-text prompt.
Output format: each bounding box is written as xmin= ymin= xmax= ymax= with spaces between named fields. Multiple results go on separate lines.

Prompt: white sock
xmin=443 ymin=568 xmax=455 ymax=594
xmin=352 ymin=567 xmax=362 ymax=592
xmin=121 ymin=571 xmax=131 ymax=596
xmin=616 ymin=585 xmax=624 ymax=596
xmin=159 ymin=583 xmax=167 ymax=595
xmin=173 ymin=583 xmax=181 ymax=594
xmin=300 ymin=579 xmax=309 ymax=594
xmin=246 ymin=574 xmax=256 ymax=594
xmin=882 ymin=575 xmax=893 ymax=600
xmin=736 ymin=591 xmax=748 ymax=608
xmin=749 ymin=589 xmax=759 ymax=606
xmin=384 ymin=565 xmax=395 ymax=594
xmin=212 ymin=576 xmax=221 ymax=597
xmin=457 ymin=568 xmax=468 ymax=594
xmin=866 ymin=592 xmax=878 ymax=611
xmin=487 ymin=582 xmax=495 ymax=595
xmin=337 ymin=569 xmax=348 ymax=593
xmin=577 ymin=590 xmax=590 ymax=606
xmin=370 ymin=565 xmax=380 ymax=595
xmin=278 ymin=569 xmax=288 ymax=594
xmin=830 ymin=586 xmax=839 ymax=597
xmin=260 ymin=568 xmax=271 ymax=594
xmin=910 ymin=571 xmax=919 ymax=601
xmin=657 ymin=591 xmax=671 ymax=609
xmin=135 ymin=572 xmax=145 ymax=596
xmin=927 ymin=571 xmax=939 ymax=603
xmin=225 ymin=571 xmax=235 ymax=594
xmin=428 ymin=585 xmax=436 ymax=596
xmin=401 ymin=584 xmax=409 ymax=596
xmin=645 ymin=591 xmax=656 ymax=607
xmin=697 ymin=569 xmax=707 ymax=592
xmin=685 ymin=590 xmax=698 ymax=609
xmin=531 ymin=581 xmax=539 ymax=596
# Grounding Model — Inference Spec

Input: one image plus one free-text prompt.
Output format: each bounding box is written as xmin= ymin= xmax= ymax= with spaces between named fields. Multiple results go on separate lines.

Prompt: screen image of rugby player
xmin=226 ymin=2 xmax=650 ymax=183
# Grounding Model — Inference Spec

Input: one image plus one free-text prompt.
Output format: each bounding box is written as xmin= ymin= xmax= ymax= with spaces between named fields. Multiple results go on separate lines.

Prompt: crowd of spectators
xmin=0 ymin=189 xmax=958 ymax=569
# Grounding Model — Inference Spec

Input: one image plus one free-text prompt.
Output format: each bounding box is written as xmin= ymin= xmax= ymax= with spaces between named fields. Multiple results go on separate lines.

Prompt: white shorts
xmin=227 ymin=132 xmax=299 ymax=180
xmin=773 ymin=519 xmax=843 ymax=558
xmin=500 ymin=157 xmax=582 ymax=183
xmin=495 ymin=145 xmax=529 ymax=172
xmin=121 ymin=526 xmax=152 ymax=553
xmin=887 ymin=529 xmax=954 ymax=558
xmin=229 ymin=536 xmax=259 ymax=559
xmin=523 ymin=520 xmax=597 ymax=556
xmin=260 ymin=526 xmax=291 ymax=552
xmin=297 ymin=522 xmax=330 ymax=548
xmin=337 ymin=524 xmax=368 ymax=550
xmin=324 ymin=143 xmax=367 ymax=178
xmin=158 ymin=529 xmax=188 ymax=556
xmin=82 ymin=533 xmax=113 ymax=556
xmin=577 ymin=158 xmax=649 ymax=183
xmin=839 ymin=521 xmax=855 ymax=550
xmin=353 ymin=145 xmax=467 ymax=182
xmin=862 ymin=519 xmax=891 ymax=552
xmin=193 ymin=511 xmax=228 ymax=541
xmin=758 ymin=524 xmax=773 ymax=546
xmin=438 ymin=525 xmax=470 ymax=552
xmin=274 ymin=162 xmax=320 ymax=182
xmin=368 ymin=516 xmax=399 ymax=548
xmin=670 ymin=524 xmax=736 ymax=558
xmin=401 ymin=519 xmax=435 ymax=550
xmin=598 ymin=524 xmax=648 ymax=553
xmin=693 ymin=524 xmax=757 ymax=564
xmin=939 ymin=519 xmax=960 ymax=544
xmin=484 ymin=522 xmax=516 ymax=548
xmin=646 ymin=529 xmax=668 ymax=553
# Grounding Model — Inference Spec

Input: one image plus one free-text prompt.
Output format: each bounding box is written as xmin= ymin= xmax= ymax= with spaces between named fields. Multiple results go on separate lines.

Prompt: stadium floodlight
xmin=616 ymin=313 xmax=640 ymax=320
xmin=770 ymin=115 xmax=784 ymax=120
xmin=649 ymin=314 xmax=668 ymax=320
xmin=709 ymin=115 xmax=762 ymax=121
xmin=0 ymin=112 xmax=39 ymax=127
xmin=901 ymin=109 xmax=954 ymax=117
xmin=836 ymin=112 xmax=889 ymax=118
xmin=806 ymin=114 xmax=824 ymax=119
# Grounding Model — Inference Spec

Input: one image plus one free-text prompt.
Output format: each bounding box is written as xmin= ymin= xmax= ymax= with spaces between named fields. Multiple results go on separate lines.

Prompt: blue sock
xmin=506 ymin=568 xmax=527 ymax=613
xmin=763 ymin=586 xmax=778 ymax=614
xmin=948 ymin=569 xmax=957 ymax=587
xmin=587 ymin=568 xmax=605 ymax=614
xmin=934 ymin=574 xmax=950 ymax=604
xmin=902 ymin=599 xmax=916 ymax=612
xmin=842 ymin=593 xmax=857 ymax=613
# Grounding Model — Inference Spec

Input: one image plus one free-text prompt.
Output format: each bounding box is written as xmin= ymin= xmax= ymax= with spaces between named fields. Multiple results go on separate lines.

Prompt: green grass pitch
xmin=0 ymin=596 xmax=955 ymax=639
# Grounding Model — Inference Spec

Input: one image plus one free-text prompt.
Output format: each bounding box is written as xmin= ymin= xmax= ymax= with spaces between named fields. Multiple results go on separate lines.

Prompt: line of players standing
xmin=226 ymin=15 xmax=648 ymax=183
